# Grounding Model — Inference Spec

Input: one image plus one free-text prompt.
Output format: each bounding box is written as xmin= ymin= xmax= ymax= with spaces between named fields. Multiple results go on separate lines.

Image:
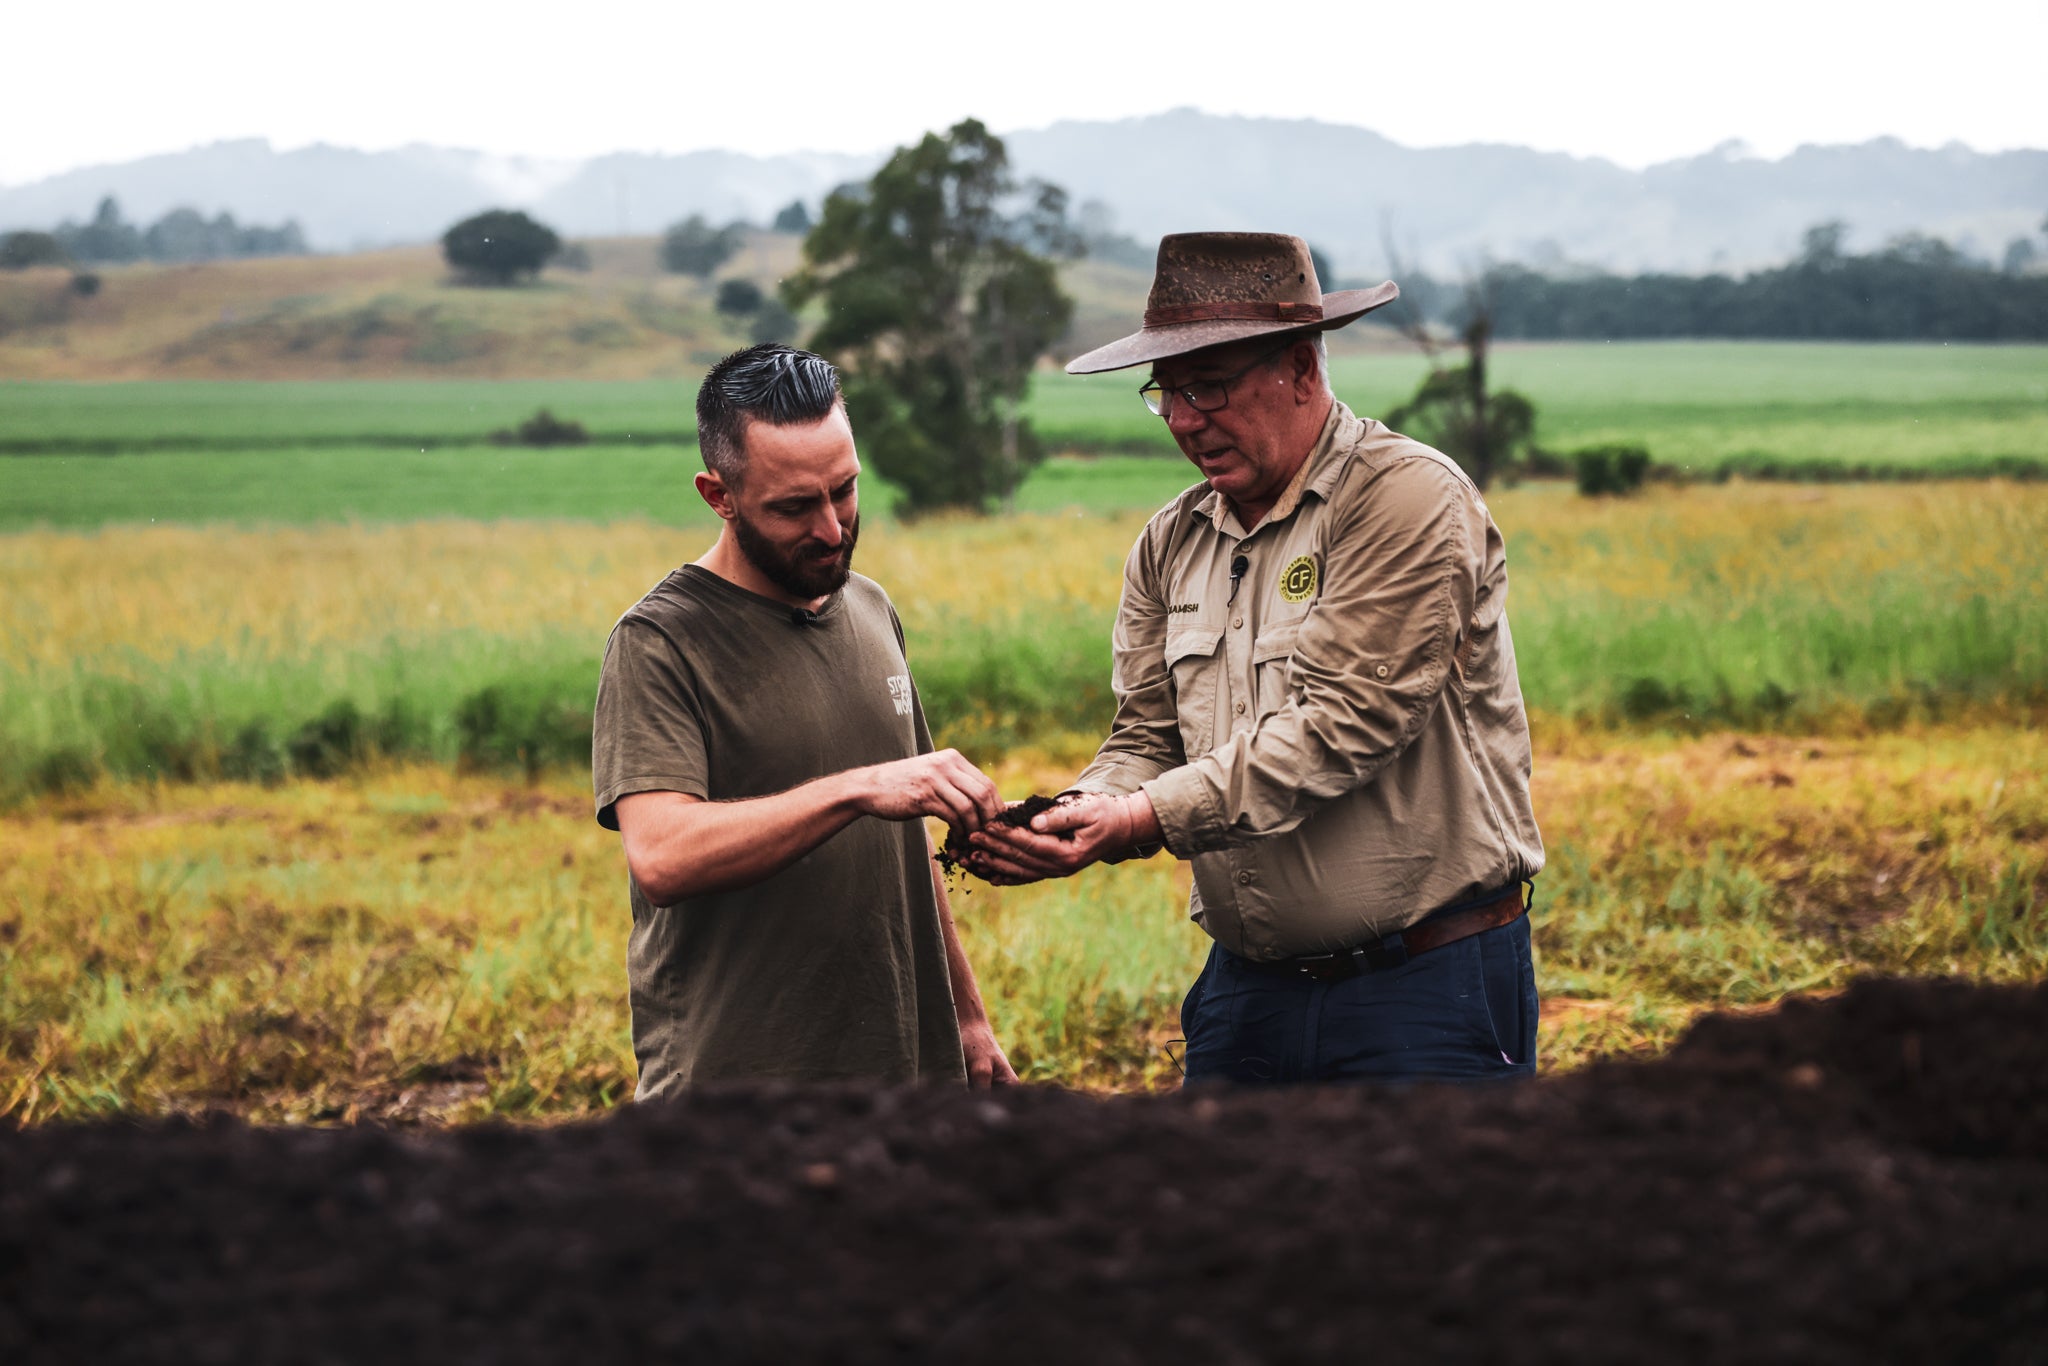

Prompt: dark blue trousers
xmin=1180 ymin=913 xmax=1538 ymax=1085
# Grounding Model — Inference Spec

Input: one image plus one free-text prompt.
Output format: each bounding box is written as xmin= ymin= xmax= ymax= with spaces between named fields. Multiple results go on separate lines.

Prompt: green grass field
xmin=5 ymin=342 xmax=2044 ymax=530
xmin=4 ymin=340 xmax=2044 ymax=477
xmin=0 ymin=379 xmax=696 ymax=451
xmin=0 ymin=448 xmax=1207 ymax=531
xmin=1037 ymin=343 xmax=2048 ymax=471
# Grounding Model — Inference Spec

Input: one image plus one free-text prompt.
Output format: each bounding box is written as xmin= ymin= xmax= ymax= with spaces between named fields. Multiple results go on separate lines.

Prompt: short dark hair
xmin=695 ymin=343 xmax=843 ymax=484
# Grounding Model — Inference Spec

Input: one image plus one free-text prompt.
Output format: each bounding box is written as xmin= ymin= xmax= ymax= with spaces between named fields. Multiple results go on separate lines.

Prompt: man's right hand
xmin=848 ymin=749 xmax=1003 ymax=832
xmin=965 ymin=790 xmax=1159 ymax=884
xmin=619 ymin=750 xmax=1002 ymax=904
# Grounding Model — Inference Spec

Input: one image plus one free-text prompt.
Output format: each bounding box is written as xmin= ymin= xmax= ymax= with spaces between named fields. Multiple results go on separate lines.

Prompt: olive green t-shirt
xmin=592 ymin=565 xmax=966 ymax=1098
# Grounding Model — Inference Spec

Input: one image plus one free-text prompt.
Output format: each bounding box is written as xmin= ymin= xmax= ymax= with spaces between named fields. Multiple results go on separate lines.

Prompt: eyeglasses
xmin=1138 ymin=344 xmax=1292 ymax=417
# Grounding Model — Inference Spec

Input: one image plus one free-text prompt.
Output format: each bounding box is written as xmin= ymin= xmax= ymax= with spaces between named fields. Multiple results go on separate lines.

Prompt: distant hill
xmin=0 ymin=235 xmax=791 ymax=381
xmin=4 ymin=112 xmax=2042 ymax=274
xmin=0 ymin=230 xmax=1312 ymax=381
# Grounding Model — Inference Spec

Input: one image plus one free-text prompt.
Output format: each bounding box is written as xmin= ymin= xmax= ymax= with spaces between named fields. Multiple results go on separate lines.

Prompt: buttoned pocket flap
xmin=1250 ymin=620 xmax=1302 ymax=665
xmin=1163 ymin=627 xmax=1223 ymax=666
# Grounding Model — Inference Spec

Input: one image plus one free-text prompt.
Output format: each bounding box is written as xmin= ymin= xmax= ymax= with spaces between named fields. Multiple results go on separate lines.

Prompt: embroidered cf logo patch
xmin=1279 ymin=555 xmax=1318 ymax=603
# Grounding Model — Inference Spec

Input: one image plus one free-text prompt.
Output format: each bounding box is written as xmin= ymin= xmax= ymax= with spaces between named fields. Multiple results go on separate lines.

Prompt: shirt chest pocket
xmin=1251 ymin=619 xmax=1303 ymax=717
xmin=1163 ymin=626 xmax=1224 ymax=755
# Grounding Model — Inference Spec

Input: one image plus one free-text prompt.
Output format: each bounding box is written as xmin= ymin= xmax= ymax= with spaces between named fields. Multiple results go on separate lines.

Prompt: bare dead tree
xmin=1378 ymin=224 xmax=1532 ymax=491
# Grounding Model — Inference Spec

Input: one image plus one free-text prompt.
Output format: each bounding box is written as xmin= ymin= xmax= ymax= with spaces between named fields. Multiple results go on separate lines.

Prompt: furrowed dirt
xmin=4 ymin=975 xmax=2043 ymax=1363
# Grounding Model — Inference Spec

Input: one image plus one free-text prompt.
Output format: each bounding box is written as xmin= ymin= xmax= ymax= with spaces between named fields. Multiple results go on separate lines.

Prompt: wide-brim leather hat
xmin=1066 ymin=232 xmax=1399 ymax=375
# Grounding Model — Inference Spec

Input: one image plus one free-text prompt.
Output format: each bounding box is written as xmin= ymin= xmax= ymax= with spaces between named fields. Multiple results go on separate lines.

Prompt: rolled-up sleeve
xmin=1143 ymin=459 xmax=1481 ymax=856
xmin=1070 ymin=531 xmax=1185 ymax=797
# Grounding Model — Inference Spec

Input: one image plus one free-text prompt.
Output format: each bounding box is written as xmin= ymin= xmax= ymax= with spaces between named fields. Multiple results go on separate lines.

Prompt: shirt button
xmin=1237 ymin=870 xmax=1255 ymax=884
xmin=1233 ymin=616 xmax=1244 ymax=629
xmin=1376 ymin=665 xmax=1390 ymax=678
xmin=1234 ymin=700 xmax=1246 ymax=714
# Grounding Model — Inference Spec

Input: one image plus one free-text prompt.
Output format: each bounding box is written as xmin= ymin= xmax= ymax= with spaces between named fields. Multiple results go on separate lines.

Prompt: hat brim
xmin=1063 ymin=282 xmax=1402 ymax=375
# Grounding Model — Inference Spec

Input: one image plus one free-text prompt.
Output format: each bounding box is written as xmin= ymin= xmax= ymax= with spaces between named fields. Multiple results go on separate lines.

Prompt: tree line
xmin=0 ymin=197 xmax=307 ymax=269
xmin=1411 ymin=221 xmax=2048 ymax=342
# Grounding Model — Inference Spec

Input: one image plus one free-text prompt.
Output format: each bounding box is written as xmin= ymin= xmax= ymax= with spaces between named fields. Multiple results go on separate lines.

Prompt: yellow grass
xmin=4 ymin=726 xmax=2041 ymax=1124
xmin=0 ymin=511 xmax=1141 ymax=675
xmin=6 ymin=480 xmax=2042 ymax=691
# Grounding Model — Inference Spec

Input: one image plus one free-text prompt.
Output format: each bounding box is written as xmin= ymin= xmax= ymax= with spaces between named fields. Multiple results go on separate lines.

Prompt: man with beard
xmin=592 ymin=343 xmax=1016 ymax=1097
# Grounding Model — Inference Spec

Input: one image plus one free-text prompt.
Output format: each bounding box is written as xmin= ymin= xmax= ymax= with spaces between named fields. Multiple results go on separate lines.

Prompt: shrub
xmin=287 ymin=700 xmax=369 ymax=778
xmin=747 ymin=298 xmax=800 ymax=345
xmin=455 ymin=677 xmax=593 ymax=776
xmin=714 ymin=278 xmax=764 ymax=317
xmin=772 ymin=200 xmax=813 ymax=234
xmin=489 ymin=409 xmax=588 ymax=447
xmin=441 ymin=209 xmax=561 ymax=285
xmin=660 ymin=216 xmax=741 ymax=278
xmin=0 ymin=231 xmax=67 ymax=270
xmin=1573 ymin=444 xmax=1653 ymax=496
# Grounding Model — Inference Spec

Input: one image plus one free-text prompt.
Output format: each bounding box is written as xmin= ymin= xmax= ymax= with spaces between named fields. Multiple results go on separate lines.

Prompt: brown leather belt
xmin=1246 ymin=883 xmax=1531 ymax=983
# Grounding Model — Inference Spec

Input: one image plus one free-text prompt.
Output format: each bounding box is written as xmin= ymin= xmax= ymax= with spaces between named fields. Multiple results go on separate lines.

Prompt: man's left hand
xmin=960 ymin=1018 xmax=1018 ymax=1088
xmin=967 ymin=792 xmax=1160 ymax=885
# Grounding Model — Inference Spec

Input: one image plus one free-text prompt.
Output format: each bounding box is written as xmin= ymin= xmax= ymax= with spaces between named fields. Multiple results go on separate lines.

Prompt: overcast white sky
xmin=4 ymin=0 xmax=2043 ymax=186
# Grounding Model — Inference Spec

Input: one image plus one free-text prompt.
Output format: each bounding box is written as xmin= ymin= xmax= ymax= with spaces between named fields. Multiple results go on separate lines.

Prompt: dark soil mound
xmin=4 ymin=976 xmax=2045 ymax=1364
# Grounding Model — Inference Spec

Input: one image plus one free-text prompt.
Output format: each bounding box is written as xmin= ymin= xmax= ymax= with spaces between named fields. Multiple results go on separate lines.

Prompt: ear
xmin=1287 ymin=340 xmax=1322 ymax=404
xmin=694 ymin=470 xmax=737 ymax=521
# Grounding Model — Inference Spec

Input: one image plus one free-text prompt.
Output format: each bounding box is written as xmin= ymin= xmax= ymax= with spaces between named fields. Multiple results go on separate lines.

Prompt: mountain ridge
xmin=3 ymin=111 xmax=2041 ymax=274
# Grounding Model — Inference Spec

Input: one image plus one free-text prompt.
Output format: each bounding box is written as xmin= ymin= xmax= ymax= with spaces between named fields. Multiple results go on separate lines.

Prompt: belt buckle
xmin=1362 ymin=932 xmax=1409 ymax=971
xmin=1294 ymin=951 xmax=1357 ymax=984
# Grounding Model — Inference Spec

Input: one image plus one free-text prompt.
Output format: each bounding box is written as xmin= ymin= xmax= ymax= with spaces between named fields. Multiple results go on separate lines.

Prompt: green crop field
xmin=0 ymin=447 xmax=1207 ymax=531
xmin=7 ymin=340 xmax=2046 ymax=467
xmin=0 ymin=379 xmax=695 ymax=451
xmin=4 ymin=342 xmax=2045 ymax=530
xmin=1036 ymin=342 xmax=2048 ymax=473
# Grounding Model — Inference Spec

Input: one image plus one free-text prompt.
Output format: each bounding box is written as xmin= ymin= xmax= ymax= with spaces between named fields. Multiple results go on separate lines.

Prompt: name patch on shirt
xmin=1279 ymin=555 xmax=1318 ymax=603
xmin=887 ymin=674 xmax=913 ymax=715
xmin=1167 ymin=602 xmax=1201 ymax=615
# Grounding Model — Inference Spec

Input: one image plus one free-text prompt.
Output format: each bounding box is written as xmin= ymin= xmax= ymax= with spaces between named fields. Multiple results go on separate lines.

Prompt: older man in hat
xmin=970 ymin=232 xmax=1544 ymax=1085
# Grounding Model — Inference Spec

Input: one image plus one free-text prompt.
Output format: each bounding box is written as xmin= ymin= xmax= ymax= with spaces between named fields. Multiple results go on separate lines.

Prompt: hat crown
xmin=1146 ymin=232 xmax=1323 ymax=316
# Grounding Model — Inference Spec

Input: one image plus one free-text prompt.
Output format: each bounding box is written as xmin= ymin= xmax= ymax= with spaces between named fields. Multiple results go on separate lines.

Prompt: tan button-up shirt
xmin=1072 ymin=401 xmax=1544 ymax=960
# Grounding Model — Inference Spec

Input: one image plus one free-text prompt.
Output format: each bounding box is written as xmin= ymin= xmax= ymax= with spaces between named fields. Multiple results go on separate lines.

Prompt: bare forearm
xmin=622 ymin=775 xmax=864 ymax=903
xmin=618 ymin=749 xmax=1002 ymax=906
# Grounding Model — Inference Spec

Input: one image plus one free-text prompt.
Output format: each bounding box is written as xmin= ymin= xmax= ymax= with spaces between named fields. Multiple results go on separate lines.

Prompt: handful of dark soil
xmin=933 ymin=793 xmax=1073 ymax=877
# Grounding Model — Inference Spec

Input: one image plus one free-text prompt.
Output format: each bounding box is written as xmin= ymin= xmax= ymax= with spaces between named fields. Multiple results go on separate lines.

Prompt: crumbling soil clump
xmin=933 ymin=792 xmax=1073 ymax=876
xmin=3 ymin=976 xmax=2045 ymax=1364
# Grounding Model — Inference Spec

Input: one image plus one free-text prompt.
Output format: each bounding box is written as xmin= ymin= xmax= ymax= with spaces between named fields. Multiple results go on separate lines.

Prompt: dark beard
xmin=732 ymin=509 xmax=859 ymax=600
